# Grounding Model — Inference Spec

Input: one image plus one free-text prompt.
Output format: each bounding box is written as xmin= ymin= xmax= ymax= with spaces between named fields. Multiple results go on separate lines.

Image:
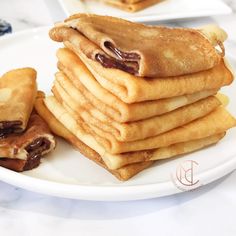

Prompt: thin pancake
xmin=40 ymin=95 xmax=228 ymax=170
xmin=0 ymin=112 xmax=56 ymax=172
xmin=44 ymin=96 xmax=236 ymax=155
xmin=98 ymin=0 xmax=163 ymax=12
xmin=53 ymin=79 xmax=221 ymax=141
xmin=34 ymin=92 xmax=153 ymax=180
xmin=57 ymin=47 xmax=233 ymax=103
xmin=84 ymin=107 xmax=236 ymax=154
xmin=57 ymin=62 xmax=218 ymax=122
xmin=50 ymin=14 xmax=227 ymax=77
xmin=35 ymin=92 xmax=225 ymax=176
xmin=101 ymin=133 xmax=225 ymax=169
xmin=0 ymin=68 xmax=37 ymax=137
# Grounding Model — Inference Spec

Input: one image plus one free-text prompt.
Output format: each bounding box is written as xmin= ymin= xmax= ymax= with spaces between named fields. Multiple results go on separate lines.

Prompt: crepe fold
xmin=52 ymin=74 xmax=221 ymax=141
xmin=35 ymin=93 xmax=226 ymax=178
xmin=0 ymin=68 xmax=37 ymax=138
xmin=49 ymin=14 xmax=227 ymax=78
xmin=83 ymin=107 xmax=236 ymax=154
xmin=100 ymin=133 xmax=226 ymax=169
xmin=44 ymin=95 xmax=235 ymax=156
xmin=57 ymin=55 xmax=218 ymax=123
xmin=57 ymin=48 xmax=233 ymax=103
xmin=97 ymin=0 xmax=163 ymax=12
xmin=34 ymin=92 xmax=153 ymax=180
xmin=0 ymin=112 xmax=56 ymax=172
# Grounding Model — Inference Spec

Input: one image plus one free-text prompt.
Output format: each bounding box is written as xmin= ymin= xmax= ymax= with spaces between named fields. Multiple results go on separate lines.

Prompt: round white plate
xmin=0 ymin=27 xmax=236 ymax=201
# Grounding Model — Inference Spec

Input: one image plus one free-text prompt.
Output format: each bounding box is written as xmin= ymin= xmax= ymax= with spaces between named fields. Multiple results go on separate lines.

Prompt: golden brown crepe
xmin=97 ymin=0 xmax=163 ymax=12
xmin=57 ymin=62 xmax=218 ymax=122
xmin=44 ymin=95 xmax=236 ymax=155
xmin=34 ymin=92 xmax=153 ymax=180
xmin=52 ymin=78 xmax=221 ymax=141
xmin=101 ymin=133 xmax=225 ymax=169
xmin=216 ymin=93 xmax=229 ymax=107
xmin=0 ymin=112 xmax=56 ymax=172
xmin=35 ymin=92 xmax=225 ymax=177
xmin=85 ymin=107 xmax=236 ymax=154
xmin=0 ymin=68 xmax=37 ymax=138
xmin=119 ymin=0 xmax=144 ymax=2
xmin=40 ymin=95 xmax=229 ymax=170
xmin=50 ymin=14 xmax=227 ymax=77
xmin=57 ymin=47 xmax=233 ymax=103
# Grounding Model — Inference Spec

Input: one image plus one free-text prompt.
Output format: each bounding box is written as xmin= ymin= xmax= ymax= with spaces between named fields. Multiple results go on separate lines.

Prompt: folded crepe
xmin=0 ymin=68 xmax=37 ymax=138
xmin=34 ymin=92 xmax=153 ymax=180
xmin=47 ymin=88 xmax=226 ymax=169
xmin=83 ymin=107 xmax=236 ymax=154
xmin=52 ymin=77 xmax=221 ymax=141
xmin=57 ymin=47 xmax=233 ymax=103
xmin=102 ymin=133 xmax=226 ymax=169
xmin=42 ymin=95 xmax=229 ymax=170
xmin=44 ymin=95 xmax=236 ymax=155
xmin=50 ymin=14 xmax=227 ymax=77
xmin=35 ymin=92 xmax=225 ymax=176
xmin=57 ymin=60 xmax=218 ymax=122
xmin=96 ymin=0 xmax=163 ymax=12
xmin=104 ymin=0 xmax=153 ymax=3
xmin=116 ymin=0 xmax=145 ymax=2
xmin=216 ymin=93 xmax=229 ymax=107
xmin=0 ymin=112 xmax=56 ymax=172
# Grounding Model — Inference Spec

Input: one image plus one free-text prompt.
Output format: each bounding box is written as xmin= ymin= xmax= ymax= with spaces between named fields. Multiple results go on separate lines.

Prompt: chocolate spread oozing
xmin=0 ymin=138 xmax=51 ymax=172
xmin=0 ymin=120 xmax=23 ymax=138
xmin=95 ymin=54 xmax=138 ymax=75
xmin=24 ymin=137 xmax=51 ymax=171
xmin=95 ymin=41 xmax=140 ymax=74
xmin=104 ymin=42 xmax=140 ymax=61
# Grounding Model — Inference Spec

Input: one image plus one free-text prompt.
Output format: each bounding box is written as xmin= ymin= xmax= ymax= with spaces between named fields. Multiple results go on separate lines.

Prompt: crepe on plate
xmin=95 ymin=0 xmax=163 ymax=12
xmin=52 ymin=77 xmax=221 ymax=141
xmin=35 ymin=92 xmax=227 ymax=179
xmin=83 ymin=106 xmax=236 ymax=154
xmin=0 ymin=68 xmax=37 ymax=138
xmin=57 ymin=47 xmax=233 ymax=103
xmin=43 ymin=95 xmax=236 ymax=167
xmin=48 ymin=90 xmax=228 ymax=170
xmin=35 ymin=92 xmax=153 ymax=180
xmin=57 ymin=54 xmax=218 ymax=123
xmin=45 ymin=95 xmax=236 ymax=155
xmin=50 ymin=14 xmax=227 ymax=78
xmin=0 ymin=112 xmax=56 ymax=172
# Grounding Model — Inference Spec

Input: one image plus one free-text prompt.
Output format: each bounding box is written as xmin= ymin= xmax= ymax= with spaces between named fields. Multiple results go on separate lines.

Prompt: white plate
xmin=57 ymin=0 xmax=232 ymax=22
xmin=0 ymin=27 xmax=236 ymax=201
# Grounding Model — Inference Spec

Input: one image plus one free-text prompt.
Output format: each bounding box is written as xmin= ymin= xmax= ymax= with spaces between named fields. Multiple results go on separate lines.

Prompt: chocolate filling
xmin=104 ymin=42 xmax=140 ymax=61
xmin=95 ymin=54 xmax=138 ymax=75
xmin=0 ymin=120 xmax=23 ymax=138
xmin=0 ymin=138 xmax=51 ymax=172
xmin=95 ymin=41 xmax=140 ymax=75
xmin=24 ymin=137 xmax=51 ymax=171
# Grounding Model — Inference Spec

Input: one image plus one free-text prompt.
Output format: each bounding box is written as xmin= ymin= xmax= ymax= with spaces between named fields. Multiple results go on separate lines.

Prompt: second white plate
xmin=58 ymin=0 xmax=232 ymax=22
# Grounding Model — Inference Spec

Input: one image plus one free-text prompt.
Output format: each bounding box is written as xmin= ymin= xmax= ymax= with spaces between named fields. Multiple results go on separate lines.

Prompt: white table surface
xmin=0 ymin=0 xmax=236 ymax=235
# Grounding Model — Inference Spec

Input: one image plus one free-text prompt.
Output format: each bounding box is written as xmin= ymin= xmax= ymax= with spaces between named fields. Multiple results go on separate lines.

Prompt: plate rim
xmin=0 ymin=152 xmax=236 ymax=201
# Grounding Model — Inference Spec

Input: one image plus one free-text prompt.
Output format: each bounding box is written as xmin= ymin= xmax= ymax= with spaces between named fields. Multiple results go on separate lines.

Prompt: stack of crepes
xmin=93 ymin=0 xmax=163 ymax=12
xmin=35 ymin=14 xmax=236 ymax=181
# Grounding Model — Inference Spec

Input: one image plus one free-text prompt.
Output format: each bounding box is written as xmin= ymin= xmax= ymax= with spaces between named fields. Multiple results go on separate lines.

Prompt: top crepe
xmin=49 ymin=14 xmax=227 ymax=77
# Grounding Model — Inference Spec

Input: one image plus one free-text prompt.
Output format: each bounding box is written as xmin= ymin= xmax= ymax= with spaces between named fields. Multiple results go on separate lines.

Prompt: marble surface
xmin=0 ymin=0 xmax=236 ymax=235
